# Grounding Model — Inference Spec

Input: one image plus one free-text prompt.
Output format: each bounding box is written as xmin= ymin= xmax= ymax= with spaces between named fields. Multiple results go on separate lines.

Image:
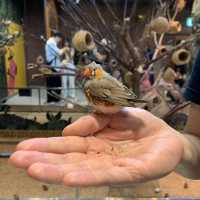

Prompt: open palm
xmin=10 ymin=108 xmax=184 ymax=186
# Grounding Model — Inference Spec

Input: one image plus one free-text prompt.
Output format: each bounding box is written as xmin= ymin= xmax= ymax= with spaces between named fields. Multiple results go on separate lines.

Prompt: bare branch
xmin=153 ymin=32 xmax=159 ymax=47
xmin=123 ymin=0 xmax=128 ymax=27
xmin=129 ymin=0 xmax=139 ymax=20
xmin=95 ymin=39 xmax=130 ymax=72
xmin=145 ymin=34 xmax=198 ymax=67
xmin=102 ymin=0 xmax=121 ymax=23
xmin=89 ymin=0 xmax=116 ymax=42
xmin=163 ymin=102 xmax=191 ymax=120
xmin=122 ymin=28 xmax=142 ymax=68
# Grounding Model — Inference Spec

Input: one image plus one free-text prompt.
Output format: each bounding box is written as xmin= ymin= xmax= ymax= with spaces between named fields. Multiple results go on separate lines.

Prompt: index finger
xmin=62 ymin=114 xmax=110 ymax=137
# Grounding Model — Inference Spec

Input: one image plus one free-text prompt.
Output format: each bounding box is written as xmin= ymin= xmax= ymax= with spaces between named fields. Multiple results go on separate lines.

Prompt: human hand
xmin=60 ymin=47 xmax=69 ymax=55
xmin=61 ymin=59 xmax=69 ymax=66
xmin=10 ymin=108 xmax=184 ymax=186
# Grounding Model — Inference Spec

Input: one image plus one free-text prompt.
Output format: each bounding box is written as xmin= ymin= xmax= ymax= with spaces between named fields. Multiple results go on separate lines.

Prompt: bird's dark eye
xmin=93 ymin=68 xmax=96 ymax=76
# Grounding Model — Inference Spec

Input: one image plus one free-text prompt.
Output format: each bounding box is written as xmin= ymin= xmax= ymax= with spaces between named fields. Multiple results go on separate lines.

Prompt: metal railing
xmin=0 ymin=86 xmax=89 ymax=112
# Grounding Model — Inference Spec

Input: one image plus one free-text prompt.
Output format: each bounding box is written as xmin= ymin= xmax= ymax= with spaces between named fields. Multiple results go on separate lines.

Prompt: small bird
xmin=82 ymin=62 xmax=146 ymax=114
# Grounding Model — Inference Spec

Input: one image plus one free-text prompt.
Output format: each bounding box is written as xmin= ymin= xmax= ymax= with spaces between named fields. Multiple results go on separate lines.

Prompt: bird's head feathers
xmin=83 ymin=62 xmax=105 ymax=80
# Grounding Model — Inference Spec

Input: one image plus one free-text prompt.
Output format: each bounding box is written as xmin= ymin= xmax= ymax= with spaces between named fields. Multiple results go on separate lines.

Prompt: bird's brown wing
xmin=84 ymin=79 xmax=112 ymax=104
xmin=85 ymin=77 xmax=144 ymax=107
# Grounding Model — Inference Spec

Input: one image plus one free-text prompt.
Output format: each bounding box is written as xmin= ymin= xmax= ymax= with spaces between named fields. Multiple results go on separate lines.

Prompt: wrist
xmin=175 ymin=132 xmax=200 ymax=179
xmin=176 ymin=133 xmax=193 ymax=162
xmin=60 ymin=47 xmax=67 ymax=55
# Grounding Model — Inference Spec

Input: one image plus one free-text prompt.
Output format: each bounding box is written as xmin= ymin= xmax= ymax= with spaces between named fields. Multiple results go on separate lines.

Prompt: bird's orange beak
xmin=83 ymin=67 xmax=92 ymax=77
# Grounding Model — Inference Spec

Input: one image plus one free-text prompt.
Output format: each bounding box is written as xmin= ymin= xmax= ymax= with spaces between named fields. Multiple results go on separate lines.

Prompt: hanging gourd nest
xmin=171 ymin=49 xmax=191 ymax=65
xmin=72 ymin=30 xmax=96 ymax=52
xmin=163 ymin=67 xmax=177 ymax=83
xmin=149 ymin=17 xmax=169 ymax=34
xmin=36 ymin=55 xmax=45 ymax=65
xmin=176 ymin=0 xmax=186 ymax=12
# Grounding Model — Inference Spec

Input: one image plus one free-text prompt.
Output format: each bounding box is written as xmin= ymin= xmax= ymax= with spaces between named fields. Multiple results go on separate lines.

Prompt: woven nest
xmin=150 ymin=17 xmax=169 ymax=34
xmin=172 ymin=49 xmax=191 ymax=65
xmin=163 ymin=67 xmax=177 ymax=83
xmin=176 ymin=0 xmax=186 ymax=12
xmin=72 ymin=30 xmax=95 ymax=52
xmin=36 ymin=55 xmax=45 ymax=65
xmin=109 ymin=59 xmax=118 ymax=68
xmin=157 ymin=45 xmax=170 ymax=56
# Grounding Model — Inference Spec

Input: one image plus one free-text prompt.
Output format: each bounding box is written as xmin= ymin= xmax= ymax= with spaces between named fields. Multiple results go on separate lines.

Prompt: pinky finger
xmin=63 ymin=166 xmax=132 ymax=187
xmin=27 ymin=163 xmax=64 ymax=184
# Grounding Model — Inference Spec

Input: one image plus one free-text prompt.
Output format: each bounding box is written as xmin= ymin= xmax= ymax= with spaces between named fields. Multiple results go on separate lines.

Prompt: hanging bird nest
xmin=109 ymin=59 xmax=118 ymax=68
xmin=163 ymin=67 xmax=177 ymax=83
xmin=72 ymin=30 xmax=96 ymax=52
xmin=168 ymin=20 xmax=182 ymax=33
xmin=176 ymin=0 xmax=186 ymax=12
xmin=171 ymin=49 xmax=191 ymax=65
xmin=150 ymin=17 xmax=169 ymax=34
xmin=157 ymin=45 xmax=170 ymax=56
xmin=36 ymin=55 xmax=45 ymax=65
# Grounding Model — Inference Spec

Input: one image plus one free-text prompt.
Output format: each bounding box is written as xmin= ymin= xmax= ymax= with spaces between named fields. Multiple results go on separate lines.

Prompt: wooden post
xmin=44 ymin=0 xmax=59 ymax=39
